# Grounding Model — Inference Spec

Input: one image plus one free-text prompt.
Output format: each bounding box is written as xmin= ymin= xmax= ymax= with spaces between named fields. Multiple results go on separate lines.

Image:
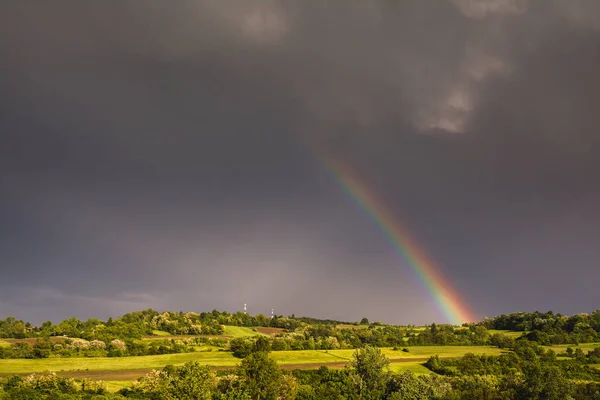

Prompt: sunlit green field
xmin=105 ymin=381 xmax=133 ymax=392
xmin=99 ymin=361 xmax=432 ymax=391
xmin=0 ymin=352 xmax=238 ymax=375
xmin=487 ymin=329 xmax=524 ymax=338
xmin=141 ymin=326 xmax=265 ymax=342
xmin=222 ymin=326 xmax=265 ymax=338
xmin=336 ymin=324 xmax=369 ymax=330
xmin=0 ymin=350 xmax=343 ymax=375
xmin=405 ymin=327 xmax=428 ymax=332
xmin=0 ymin=340 xmax=10 ymax=348
xmin=398 ymin=346 xmax=506 ymax=359
xmin=150 ymin=330 xmax=171 ymax=336
xmin=0 ymin=346 xmax=505 ymax=376
xmin=547 ymin=343 xmax=600 ymax=352
xmin=0 ymin=345 xmax=509 ymax=393
xmin=388 ymin=361 xmax=432 ymax=375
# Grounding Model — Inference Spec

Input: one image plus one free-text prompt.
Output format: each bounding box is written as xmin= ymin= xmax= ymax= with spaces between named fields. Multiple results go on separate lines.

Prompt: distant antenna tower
xmin=271 ymin=309 xmax=274 ymax=319
xmin=244 ymin=303 xmax=247 ymax=315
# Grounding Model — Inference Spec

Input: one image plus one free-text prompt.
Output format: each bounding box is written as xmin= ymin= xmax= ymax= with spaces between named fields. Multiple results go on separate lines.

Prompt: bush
xmin=229 ymin=338 xmax=253 ymax=358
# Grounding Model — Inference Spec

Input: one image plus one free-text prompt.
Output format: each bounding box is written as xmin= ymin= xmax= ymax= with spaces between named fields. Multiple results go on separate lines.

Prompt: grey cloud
xmin=1 ymin=1 xmax=600 ymax=324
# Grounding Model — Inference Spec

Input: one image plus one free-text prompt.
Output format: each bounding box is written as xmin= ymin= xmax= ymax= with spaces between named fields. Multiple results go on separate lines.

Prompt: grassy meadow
xmin=0 ymin=351 xmax=237 ymax=375
xmin=105 ymin=381 xmax=134 ymax=392
xmin=1 ymin=342 xmax=588 ymax=393
xmin=150 ymin=330 xmax=171 ymax=336
xmin=223 ymin=325 xmax=266 ymax=338
xmin=0 ymin=345 xmax=506 ymax=382
xmin=335 ymin=324 xmax=370 ymax=330
xmin=547 ymin=343 xmax=600 ymax=353
xmin=388 ymin=361 xmax=432 ymax=374
xmin=143 ymin=326 xmax=265 ymax=341
xmin=97 ymin=361 xmax=434 ymax=392
xmin=487 ymin=329 xmax=524 ymax=338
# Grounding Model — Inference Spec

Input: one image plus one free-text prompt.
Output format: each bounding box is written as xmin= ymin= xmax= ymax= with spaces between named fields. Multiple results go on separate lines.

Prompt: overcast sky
xmin=1 ymin=0 xmax=599 ymax=325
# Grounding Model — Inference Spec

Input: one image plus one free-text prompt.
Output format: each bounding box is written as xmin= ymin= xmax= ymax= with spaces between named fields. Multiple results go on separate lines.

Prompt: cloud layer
xmin=1 ymin=1 xmax=599 ymax=324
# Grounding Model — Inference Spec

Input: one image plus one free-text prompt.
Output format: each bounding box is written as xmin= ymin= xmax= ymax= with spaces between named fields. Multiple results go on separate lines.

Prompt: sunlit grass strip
xmin=222 ymin=326 xmax=266 ymax=338
xmin=0 ymin=346 xmax=507 ymax=376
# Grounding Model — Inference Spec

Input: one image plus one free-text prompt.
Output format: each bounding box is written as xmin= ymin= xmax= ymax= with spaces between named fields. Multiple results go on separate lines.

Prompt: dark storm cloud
xmin=1 ymin=1 xmax=599 ymax=324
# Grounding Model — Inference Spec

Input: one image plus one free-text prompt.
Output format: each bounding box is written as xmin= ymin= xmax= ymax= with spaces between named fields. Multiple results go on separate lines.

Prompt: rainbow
xmin=320 ymin=156 xmax=475 ymax=325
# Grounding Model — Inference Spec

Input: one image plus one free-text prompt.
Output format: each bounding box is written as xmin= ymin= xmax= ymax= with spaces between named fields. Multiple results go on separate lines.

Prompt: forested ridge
xmin=2 ymin=309 xmax=600 ymax=358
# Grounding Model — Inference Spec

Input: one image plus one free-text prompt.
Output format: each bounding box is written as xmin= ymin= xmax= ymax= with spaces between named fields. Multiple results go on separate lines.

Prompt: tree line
xmin=2 ymin=309 xmax=600 ymax=360
xmin=0 ymin=337 xmax=228 ymax=360
xmin=481 ymin=310 xmax=600 ymax=345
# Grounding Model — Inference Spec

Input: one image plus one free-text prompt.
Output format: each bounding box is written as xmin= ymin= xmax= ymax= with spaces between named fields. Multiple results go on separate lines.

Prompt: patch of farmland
xmin=548 ymin=343 xmax=600 ymax=353
xmin=0 ymin=351 xmax=239 ymax=375
xmin=254 ymin=327 xmax=283 ymax=336
xmin=388 ymin=361 xmax=431 ymax=375
xmin=0 ymin=344 xmax=507 ymax=385
xmin=327 ymin=346 xmax=506 ymax=361
xmin=487 ymin=329 xmax=524 ymax=338
xmin=142 ymin=334 xmax=228 ymax=341
xmin=105 ymin=380 xmax=134 ymax=392
xmin=336 ymin=324 xmax=369 ymax=330
xmin=222 ymin=326 xmax=266 ymax=338
xmin=1 ymin=337 xmax=68 ymax=345
xmin=151 ymin=330 xmax=171 ymax=336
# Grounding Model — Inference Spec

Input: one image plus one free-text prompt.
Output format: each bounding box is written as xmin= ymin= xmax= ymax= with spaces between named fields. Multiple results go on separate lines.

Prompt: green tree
xmin=520 ymin=363 xmax=574 ymax=400
xmin=32 ymin=338 xmax=52 ymax=358
xmin=574 ymin=348 xmax=586 ymax=362
xmin=566 ymin=347 xmax=574 ymax=357
xmin=430 ymin=323 xmax=438 ymax=335
xmin=490 ymin=333 xmax=514 ymax=349
xmin=278 ymin=374 xmax=300 ymax=400
xmin=253 ymin=336 xmax=271 ymax=353
xmin=239 ymin=351 xmax=282 ymax=400
xmin=387 ymin=371 xmax=431 ymax=400
xmin=349 ymin=345 xmax=390 ymax=399
xmin=472 ymin=325 xmax=490 ymax=345
xmin=388 ymin=371 xmax=452 ymax=400
xmin=448 ymin=374 xmax=505 ymax=400
xmin=230 ymin=338 xmax=253 ymax=359
xmin=134 ymin=362 xmax=217 ymax=399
